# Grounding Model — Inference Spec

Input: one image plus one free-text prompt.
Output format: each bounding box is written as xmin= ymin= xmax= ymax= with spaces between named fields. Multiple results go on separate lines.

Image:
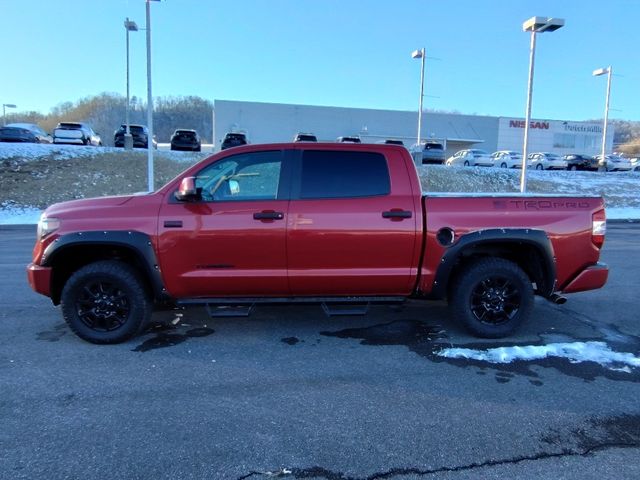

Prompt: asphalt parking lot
xmin=1 ymin=224 xmax=639 ymax=480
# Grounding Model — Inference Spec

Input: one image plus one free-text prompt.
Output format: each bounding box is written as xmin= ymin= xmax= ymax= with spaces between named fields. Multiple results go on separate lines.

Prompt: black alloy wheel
xmin=61 ymin=260 xmax=152 ymax=344
xmin=469 ymin=276 xmax=520 ymax=326
xmin=450 ymin=258 xmax=533 ymax=338
xmin=75 ymin=279 xmax=131 ymax=332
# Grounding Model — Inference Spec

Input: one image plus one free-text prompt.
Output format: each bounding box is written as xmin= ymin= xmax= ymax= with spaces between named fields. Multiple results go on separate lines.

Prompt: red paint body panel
xmin=157 ymin=199 xmax=289 ymax=298
xmin=27 ymin=142 xmax=607 ymax=304
xmin=286 ymin=147 xmax=421 ymax=295
xmin=420 ymin=196 xmax=605 ymax=294
xmin=27 ymin=263 xmax=52 ymax=297
xmin=561 ymin=264 xmax=609 ymax=293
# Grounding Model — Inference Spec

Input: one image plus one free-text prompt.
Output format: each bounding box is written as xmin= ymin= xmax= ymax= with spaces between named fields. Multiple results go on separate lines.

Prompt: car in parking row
xmin=528 ymin=152 xmax=567 ymax=170
xmin=491 ymin=151 xmax=523 ymax=168
xmin=0 ymin=123 xmax=52 ymax=143
xmin=170 ymin=129 xmax=201 ymax=151
xmin=53 ymin=122 xmax=102 ymax=146
xmin=446 ymin=149 xmax=493 ymax=167
xmin=114 ymin=124 xmax=157 ymax=149
xmin=596 ymin=154 xmax=634 ymax=172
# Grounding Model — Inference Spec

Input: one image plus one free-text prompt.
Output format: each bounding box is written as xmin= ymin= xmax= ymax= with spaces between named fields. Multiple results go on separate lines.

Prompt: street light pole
xmin=145 ymin=0 xmax=159 ymax=193
xmin=520 ymin=30 xmax=537 ymax=194
xmin=520 ymin=16 xmax=565 ymax=194
xmin=593 ymin=66 xmax=612 ymax=170
xmin=412 ymin=48 xmax=426 ymax=146
xmin=124 ymin=18 xmax=138 ymax=150
xmin=2 ymin=103 xmax=17 ymax=125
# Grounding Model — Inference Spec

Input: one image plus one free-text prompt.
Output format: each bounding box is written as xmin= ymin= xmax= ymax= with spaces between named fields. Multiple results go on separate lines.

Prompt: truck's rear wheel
xmin=450 ymin=258 xmax=533 ymax=338
xmin=61 ymin=260 xmax=152 ymax=344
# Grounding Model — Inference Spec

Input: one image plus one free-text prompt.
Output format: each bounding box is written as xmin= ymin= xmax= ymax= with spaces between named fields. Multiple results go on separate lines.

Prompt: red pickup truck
xmin=27 ymin=143 xmax=608 ymax=344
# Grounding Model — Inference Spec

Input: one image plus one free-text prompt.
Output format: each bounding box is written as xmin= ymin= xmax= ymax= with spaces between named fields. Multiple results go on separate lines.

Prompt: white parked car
xmin=446 ymin=149 xmax=493 ymax=167
xmin=528 ymin=152 xmax=567 ymax=170
xmin=491 ymin=151 xmax=523 ymax=169
xmin=595 ymin=154 xmax=634 ymax=172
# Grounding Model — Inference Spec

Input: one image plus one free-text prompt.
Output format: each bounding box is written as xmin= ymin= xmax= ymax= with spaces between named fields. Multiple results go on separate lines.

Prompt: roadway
xmin=0 ymin=224 xmax=638 ymax=479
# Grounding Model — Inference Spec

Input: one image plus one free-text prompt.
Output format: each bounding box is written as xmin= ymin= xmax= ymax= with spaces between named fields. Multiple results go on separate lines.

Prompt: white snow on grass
xmin=0 ymin=204 xmax=41 ymax=225
xmin=0 ymin=142 xmax=205 ymax=163
xmin=438 ymin=341 xmax=640 ymax=373
xmin=0 ymin=142 xmax=108 ymax=161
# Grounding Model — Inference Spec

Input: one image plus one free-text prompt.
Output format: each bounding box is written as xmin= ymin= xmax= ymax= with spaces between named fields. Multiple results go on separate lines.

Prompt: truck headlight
xmin=37 ymin=215 xmax=60 ymax=239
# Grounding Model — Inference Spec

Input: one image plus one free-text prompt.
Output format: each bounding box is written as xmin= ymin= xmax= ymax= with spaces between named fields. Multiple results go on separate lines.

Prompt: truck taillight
xmin=592 ymin=209 xmax=606 ymax=248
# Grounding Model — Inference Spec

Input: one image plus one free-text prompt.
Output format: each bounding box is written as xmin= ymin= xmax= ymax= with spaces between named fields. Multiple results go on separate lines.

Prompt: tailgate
xmin=54 ymin=128 xmax=83 ymax=139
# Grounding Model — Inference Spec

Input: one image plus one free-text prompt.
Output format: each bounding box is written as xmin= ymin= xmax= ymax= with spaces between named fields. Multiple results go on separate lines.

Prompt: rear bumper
xmin=27 ymin=263 xmax=52 ymax=297
xmin=561 ymin=263 xmax=608 ymax=293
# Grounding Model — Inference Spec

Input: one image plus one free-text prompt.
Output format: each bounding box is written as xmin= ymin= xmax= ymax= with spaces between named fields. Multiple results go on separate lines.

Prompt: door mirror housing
xmin=228 ymin=179 xmax=240 ymax=195
xmin=174 ymin=177 xmax=202 ymax=202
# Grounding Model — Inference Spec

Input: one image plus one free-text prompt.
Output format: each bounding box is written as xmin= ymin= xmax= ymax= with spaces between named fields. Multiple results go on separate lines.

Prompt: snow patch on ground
xmin=0 ymin=203 xmax=41 ymax=225
xmin=438 ymin=341 xmax=640 ymax=372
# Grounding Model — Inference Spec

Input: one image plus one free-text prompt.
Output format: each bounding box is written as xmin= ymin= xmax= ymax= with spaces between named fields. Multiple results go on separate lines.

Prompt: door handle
xmin=382 ymin=210 xmax=412 ymax=219
xmin=253 ymin=211 xmax=284 ymax=220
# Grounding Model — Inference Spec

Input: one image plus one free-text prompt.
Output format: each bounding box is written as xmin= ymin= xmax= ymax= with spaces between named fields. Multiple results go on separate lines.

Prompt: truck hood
xmin=43 ymin=194 xmax=142 ymax=219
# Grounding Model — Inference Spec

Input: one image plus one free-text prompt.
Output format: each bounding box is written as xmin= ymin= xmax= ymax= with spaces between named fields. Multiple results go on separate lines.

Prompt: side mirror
xmin=228 ymin=179 xmax=240 ymax=195
xmin=174 ymin=177 xmax=202 ymax=202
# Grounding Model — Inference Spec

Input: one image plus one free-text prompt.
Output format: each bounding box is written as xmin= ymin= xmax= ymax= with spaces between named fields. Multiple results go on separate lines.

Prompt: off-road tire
xmin=61 ymin=260 xmax=152 ymax=344
xmin=450 ymin=258 xmax=533 ymax=338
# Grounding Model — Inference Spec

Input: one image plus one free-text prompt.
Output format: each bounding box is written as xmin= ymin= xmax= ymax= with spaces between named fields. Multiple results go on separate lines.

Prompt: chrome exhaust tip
xmin=549 ymin=293 xmax=567 ymax=305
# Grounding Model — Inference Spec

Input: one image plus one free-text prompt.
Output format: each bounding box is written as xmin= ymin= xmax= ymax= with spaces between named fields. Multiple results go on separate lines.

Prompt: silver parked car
xmin=491 ymin=151 xmax=523 ymax=169
xmin=528 ymin=152 xmax=567 ymax=170
xmin=446 ymin=149 xmax=493 ymax=167
xmin=595 ymin=154 xmax=634 ymax=172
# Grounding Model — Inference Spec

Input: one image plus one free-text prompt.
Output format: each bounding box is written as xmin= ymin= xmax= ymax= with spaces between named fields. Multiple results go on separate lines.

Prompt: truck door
xmin=157 ymin=149 xmax=291 ymax=298
xmin=286 ymin=147 xmax=420 ymax=296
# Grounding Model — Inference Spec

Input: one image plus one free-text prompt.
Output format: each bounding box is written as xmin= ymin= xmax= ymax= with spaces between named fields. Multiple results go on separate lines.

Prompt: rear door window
xmin=299 ymin=150 xmax=390 ymax=199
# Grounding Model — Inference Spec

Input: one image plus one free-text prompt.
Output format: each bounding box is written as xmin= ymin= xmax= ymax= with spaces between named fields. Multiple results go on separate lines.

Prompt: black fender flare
xmin=427 ymin=228 xmax=556 ymax=300
xmin=42 ymin=231 xmax=168 ymax=302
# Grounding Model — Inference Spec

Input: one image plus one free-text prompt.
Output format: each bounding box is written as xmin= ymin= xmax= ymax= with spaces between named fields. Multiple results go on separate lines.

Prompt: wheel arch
xmin=42 ymin=231 xmax=168 ymax=305
xmin=428 ymin=228 xmax=556 ymax=300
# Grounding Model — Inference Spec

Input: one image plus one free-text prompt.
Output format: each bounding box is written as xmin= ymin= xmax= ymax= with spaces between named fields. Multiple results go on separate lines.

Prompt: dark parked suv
xmin=562 ymin=154 xmax=599 ymax=171
xmin=221 ymin=132 xmax=248 ymax=150
xmin=114 ymin=124 xmax=157 ymax=149
xmin=170 ymin=129 xmax=201 ymax=151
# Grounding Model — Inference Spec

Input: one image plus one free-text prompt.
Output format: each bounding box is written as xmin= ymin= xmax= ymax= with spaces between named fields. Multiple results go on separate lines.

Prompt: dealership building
xmin=212 ymin=99 xmax=613 ymax=157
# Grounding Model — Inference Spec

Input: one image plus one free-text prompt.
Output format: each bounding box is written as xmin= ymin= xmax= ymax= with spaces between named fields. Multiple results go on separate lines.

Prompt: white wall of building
xmin=497 ymin=117 xmax=614 ymax=156
xmin=213 ymin=100 xmax=499 ymax=156
xmin=212 ymin=100 xmax=614 ymax=158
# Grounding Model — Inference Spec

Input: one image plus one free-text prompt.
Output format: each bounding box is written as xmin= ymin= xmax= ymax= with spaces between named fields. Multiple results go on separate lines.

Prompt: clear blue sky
xmin=2 ymin=0 xmax=639 ymax=121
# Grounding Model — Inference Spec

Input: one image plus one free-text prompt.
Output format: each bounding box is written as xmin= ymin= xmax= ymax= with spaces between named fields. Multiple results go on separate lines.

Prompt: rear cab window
xmin=299 ymin=150 xmax=390 ymax=199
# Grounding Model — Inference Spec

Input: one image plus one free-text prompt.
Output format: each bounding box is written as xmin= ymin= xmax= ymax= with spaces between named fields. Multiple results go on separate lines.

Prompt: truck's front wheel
xmin=61 ymin=261 xmax=152 ymax=344
xmin=451 ymin=258 xmax=533 ymax=338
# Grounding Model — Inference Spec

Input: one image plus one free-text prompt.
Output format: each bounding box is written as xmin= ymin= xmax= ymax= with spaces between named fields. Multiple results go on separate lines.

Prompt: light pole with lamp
xmin=2 ymin=103 xmax=16 ymax=125
xmin=124 ymin=18 xmax=138 ymax=150
xmin=593 ymin=66 xmax=612 ymax=171
xmin=520 ymin=16 xmax=564 ymax=193
xmin=145 ymin=0 xmax=161 ymax=192
xmin=411 ymin=48 xmax=426 ymax=147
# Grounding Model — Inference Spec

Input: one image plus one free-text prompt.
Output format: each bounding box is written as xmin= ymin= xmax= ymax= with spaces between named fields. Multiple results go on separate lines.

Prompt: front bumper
xmin=27 ymin=263 xmax=52 ymax=297
xmin=561 ymin=263 xmax=609 ymax=293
